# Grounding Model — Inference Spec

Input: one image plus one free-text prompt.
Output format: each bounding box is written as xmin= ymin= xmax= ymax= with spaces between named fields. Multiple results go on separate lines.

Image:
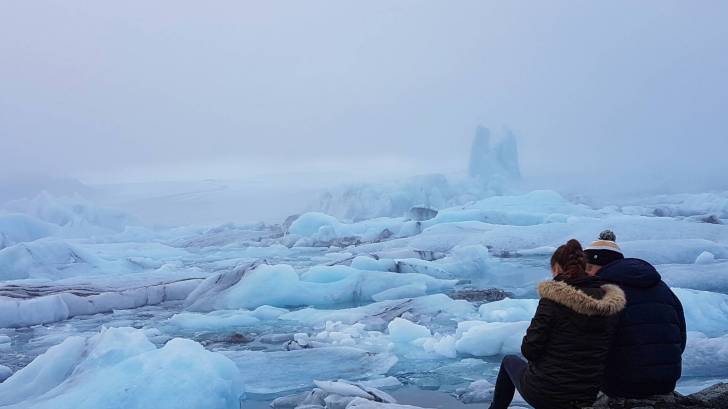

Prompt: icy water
xmin=2 ymin=190 xmax=728 ymax=408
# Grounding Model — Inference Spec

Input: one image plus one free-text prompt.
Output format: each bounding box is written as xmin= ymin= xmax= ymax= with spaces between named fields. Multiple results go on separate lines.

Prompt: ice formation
xmin=468 ymin=126 xmax=521 ymax=184
xmin=0 ymin=327 xmax=243 ymax=409
xmin=183 ymin=263 xmax=456 ymax=311
xmin=1 ymin=186 xmax=728 ymax=408
xmin=315 ymin=126 xmax=522 ymax=221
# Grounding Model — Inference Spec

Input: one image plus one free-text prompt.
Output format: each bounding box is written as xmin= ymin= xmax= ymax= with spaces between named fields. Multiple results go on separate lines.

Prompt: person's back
xmin=597 ymin=258 xmax=686 ymax=398
xmin=487 ymin=239 xmax=626 ymax=409
xmin=583 ymin=230 xmax=687 ymax=398
xmin=520 ymin=275 xmax=624 ymax=408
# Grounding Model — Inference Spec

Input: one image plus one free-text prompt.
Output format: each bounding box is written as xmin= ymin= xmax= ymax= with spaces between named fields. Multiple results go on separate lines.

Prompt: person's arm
xmin=669 ymin=287 xmax=687 ymax=352
xmin=521 ymin=298 xmax=555 ymax=361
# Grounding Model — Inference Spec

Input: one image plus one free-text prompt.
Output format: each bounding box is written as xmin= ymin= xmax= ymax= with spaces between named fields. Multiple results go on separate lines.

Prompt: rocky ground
xmin=585 ymin=383 xmax=728 ymax=409
xmin=270 ymin=382 xmax=728 ymax=409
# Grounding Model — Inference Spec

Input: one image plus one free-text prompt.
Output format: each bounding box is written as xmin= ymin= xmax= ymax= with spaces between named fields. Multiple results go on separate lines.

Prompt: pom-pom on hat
xmin=584 ymin=230 xmax=624 ymax=266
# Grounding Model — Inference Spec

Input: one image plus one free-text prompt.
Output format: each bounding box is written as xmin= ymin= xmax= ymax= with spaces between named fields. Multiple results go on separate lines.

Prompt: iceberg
xmin=0 ymin=277 xmax=200 ymax=328
xmin=0 ymin=214 xmax=58 ymax=249
xmin=184 ymin=264 xmax=456 ymax=311
xmin=468 ymin=125 xmax=521 ymax=184
xmin=387 ymin=318 xmax=431 ymax=343
xmin=0 ymin=327 xmax=244 ymax=409
xmin=5 ymin=192 xmax=137 ymax=237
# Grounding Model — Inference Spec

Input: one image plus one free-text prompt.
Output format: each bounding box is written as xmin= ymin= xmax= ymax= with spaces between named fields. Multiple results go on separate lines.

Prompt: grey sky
xmin=1 ymin=1 xmax=727 ymax=190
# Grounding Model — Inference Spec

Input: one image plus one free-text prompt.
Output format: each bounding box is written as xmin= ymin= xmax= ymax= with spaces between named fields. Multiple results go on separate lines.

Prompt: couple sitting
xmin=489 ymin=231 xmax=686 ymax=409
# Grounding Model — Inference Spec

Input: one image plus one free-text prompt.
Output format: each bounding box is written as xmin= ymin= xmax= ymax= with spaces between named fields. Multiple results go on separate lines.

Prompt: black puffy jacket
xmin=519 ymin=275 xmax=626 ymax=409
xmin=597 ymin=258 xmax=687 ymax=398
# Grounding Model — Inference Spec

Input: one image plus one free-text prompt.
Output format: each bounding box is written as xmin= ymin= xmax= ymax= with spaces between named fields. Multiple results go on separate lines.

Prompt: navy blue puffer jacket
xmin=597 ymin=258 xmax=687 ymax=398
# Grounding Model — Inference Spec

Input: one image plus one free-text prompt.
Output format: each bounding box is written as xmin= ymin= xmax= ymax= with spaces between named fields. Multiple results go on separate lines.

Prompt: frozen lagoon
xmin=1 ymin=190 xmax=728 ymax=408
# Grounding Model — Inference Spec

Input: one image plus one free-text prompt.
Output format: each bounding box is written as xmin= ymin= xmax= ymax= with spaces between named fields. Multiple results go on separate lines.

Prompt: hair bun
xmin=599 ymin=229 xmax=616 ymax=242
xmin=566 ymin=239 xmax=583 ymax=252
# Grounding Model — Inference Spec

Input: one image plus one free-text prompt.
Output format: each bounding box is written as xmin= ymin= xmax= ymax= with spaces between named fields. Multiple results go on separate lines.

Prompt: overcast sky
xmin=1 ymin=1 xmax=727 ymax=191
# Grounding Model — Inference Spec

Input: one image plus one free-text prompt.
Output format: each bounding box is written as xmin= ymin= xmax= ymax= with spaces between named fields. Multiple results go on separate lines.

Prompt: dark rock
xmin=699 ymin=214 xmax=722 ymax=225
xmin=653 ymin=207 xmax=670 ymax=217
xmin=583 ymin=384 xmax=728 ymax=408
xmin=448 ymin=288 xmax=512 ymax=304
xmin=395 ymin=260 xmax=449 ymax=277
xmin=413 ymin=250 xmax=446 ymax=261
xmin=329 ymin=236 xmax=362 ymax=248
xmin=282 ymin=214 xmax=301 ymax=233
xmin=227 ymin=333 xmax=252 ymax=344
xmin=494 ymin=250 xmax=521 ymax=258
xmin=374 ymin=229 xmax=394 ymax=242
xmin=689 ymin=383 xmax=728 ymax=408
xmin=408 ymin=206 xmax=438 ymax=222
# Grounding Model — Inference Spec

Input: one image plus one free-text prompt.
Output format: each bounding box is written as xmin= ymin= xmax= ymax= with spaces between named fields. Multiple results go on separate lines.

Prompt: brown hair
xmin=550 ymin=239 xmax=587 ymax=279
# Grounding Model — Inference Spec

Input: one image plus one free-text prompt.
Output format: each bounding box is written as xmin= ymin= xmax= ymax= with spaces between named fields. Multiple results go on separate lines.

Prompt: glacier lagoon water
xmin=1 ymin=189 xmax=728 ymax=408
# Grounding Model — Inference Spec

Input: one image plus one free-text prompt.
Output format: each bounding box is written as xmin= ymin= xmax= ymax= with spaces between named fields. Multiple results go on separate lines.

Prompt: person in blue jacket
xmin=584 ymin=230 xmax=687 ymax=398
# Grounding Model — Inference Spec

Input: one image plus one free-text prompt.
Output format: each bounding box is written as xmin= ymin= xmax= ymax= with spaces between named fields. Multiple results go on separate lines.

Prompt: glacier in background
xmin=0 ymin=128 xmax=727 ymax=408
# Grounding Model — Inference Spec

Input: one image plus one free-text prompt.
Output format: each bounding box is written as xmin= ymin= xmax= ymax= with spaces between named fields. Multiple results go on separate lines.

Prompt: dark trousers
xmin=488 ymin=355 xmax=528 ymax=409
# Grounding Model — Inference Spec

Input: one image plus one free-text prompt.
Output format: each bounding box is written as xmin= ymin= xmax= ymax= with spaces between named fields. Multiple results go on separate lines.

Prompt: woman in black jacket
xmin=488 ymin=239 xmax=626 ymax=409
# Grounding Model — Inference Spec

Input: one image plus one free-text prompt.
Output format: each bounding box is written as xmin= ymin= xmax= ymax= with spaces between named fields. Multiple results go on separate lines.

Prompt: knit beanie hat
xmin=584 ymin=230 xmax=624 ymax=266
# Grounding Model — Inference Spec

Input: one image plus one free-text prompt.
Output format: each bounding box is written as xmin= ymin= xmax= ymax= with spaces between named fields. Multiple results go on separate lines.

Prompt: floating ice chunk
xmin=346 ymin=397 xmax=430 ymax=409
xmin=317 ymin=173 xmax=462 ymax=221
xmin=0 ymin=336 xmax=88 ymax=405
xmin=673 ymin=288 xmax=728 ymax=337
xmin=0 ymin=364 xmax=11 ymax=382
xmin=0 ymin=327 xmax=243 ymax=409
xmin=0 ymin=238 xmax=102 ymax=280
xmin=223 ymin=347 xmax=397 ymax=394
xmin=416 ymin=335 xmax=457 ymax=358
xmin=695 ymin=251 xmax=716 ymax=264
xmin=183 ymin=261 xmax=258 ymax=312
xmin=273 ymin=380 xmax=398 ymax=409
xmin=300 ymin=321 xmax=391 ymax=352
xmin=189 ymin=264 xmax=456 ymax=311
xmin=0 ymin=213 xmax=58 ymax=249
xmin=456 ymin=379 xmax=495 ymax=403
xmin=288 ymin=212 xmax=406 ymax=244
xmin=0 ymin=294 xmax=70 ymax=328
xmin=351 ymin=256 xmax=397 ymax=272
xmin=683 ymin=332 xmax=728 ymax=376
xmin=620 ymin=239 xmax=728 ymax=265
xmin=479 ymin=298 xmax=538 ymax=322
xmin=398 ymin=245 xmax=491 ymax=279
xmin=281 ymin=294 xmax=475 ymax=329
xmin=660 ymin=262 xmax=728 ymax=292
xmin=454 ymin=321 xmax=529 ymax=357
xmin=388 ymin=318 xmax=431 ymax=343
xmin=289 ymin=212 xmax=340 ymax=237
xmin=253 ymin=305 xmax=289 ymax=320
xmin=5 ymin=192 xmax=136 ymax=236
xmin=167 ymin=309 xmax=260 ymax=332
xmin=313 ymin=380 xmax=376 ymax=400
xmin=326 ymin=394 xmax=357 ymax=409
xmin=624 ymin=192 xmax=728 ymax=219
xmin=0 ymin=278 xmax=200 ymax=328
xmin=424 ymin=190 xmax=593 ymax=227
xmin=357 ymin=377 xmax=402 ymax=389
xmin=270 ymin=390 xmax=313 ymax=409
xmin=372 ymin=284 xmax=427 ymax=302
xmin=444 ymin=245 xmax=490 ymax=271
xmin=393 ymin=259 xmax=450 ymax=278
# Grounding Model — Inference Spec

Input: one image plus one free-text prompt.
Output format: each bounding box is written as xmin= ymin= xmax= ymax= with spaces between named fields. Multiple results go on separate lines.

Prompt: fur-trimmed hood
xmin=538 ymin=280 xmax=626 ymax=316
